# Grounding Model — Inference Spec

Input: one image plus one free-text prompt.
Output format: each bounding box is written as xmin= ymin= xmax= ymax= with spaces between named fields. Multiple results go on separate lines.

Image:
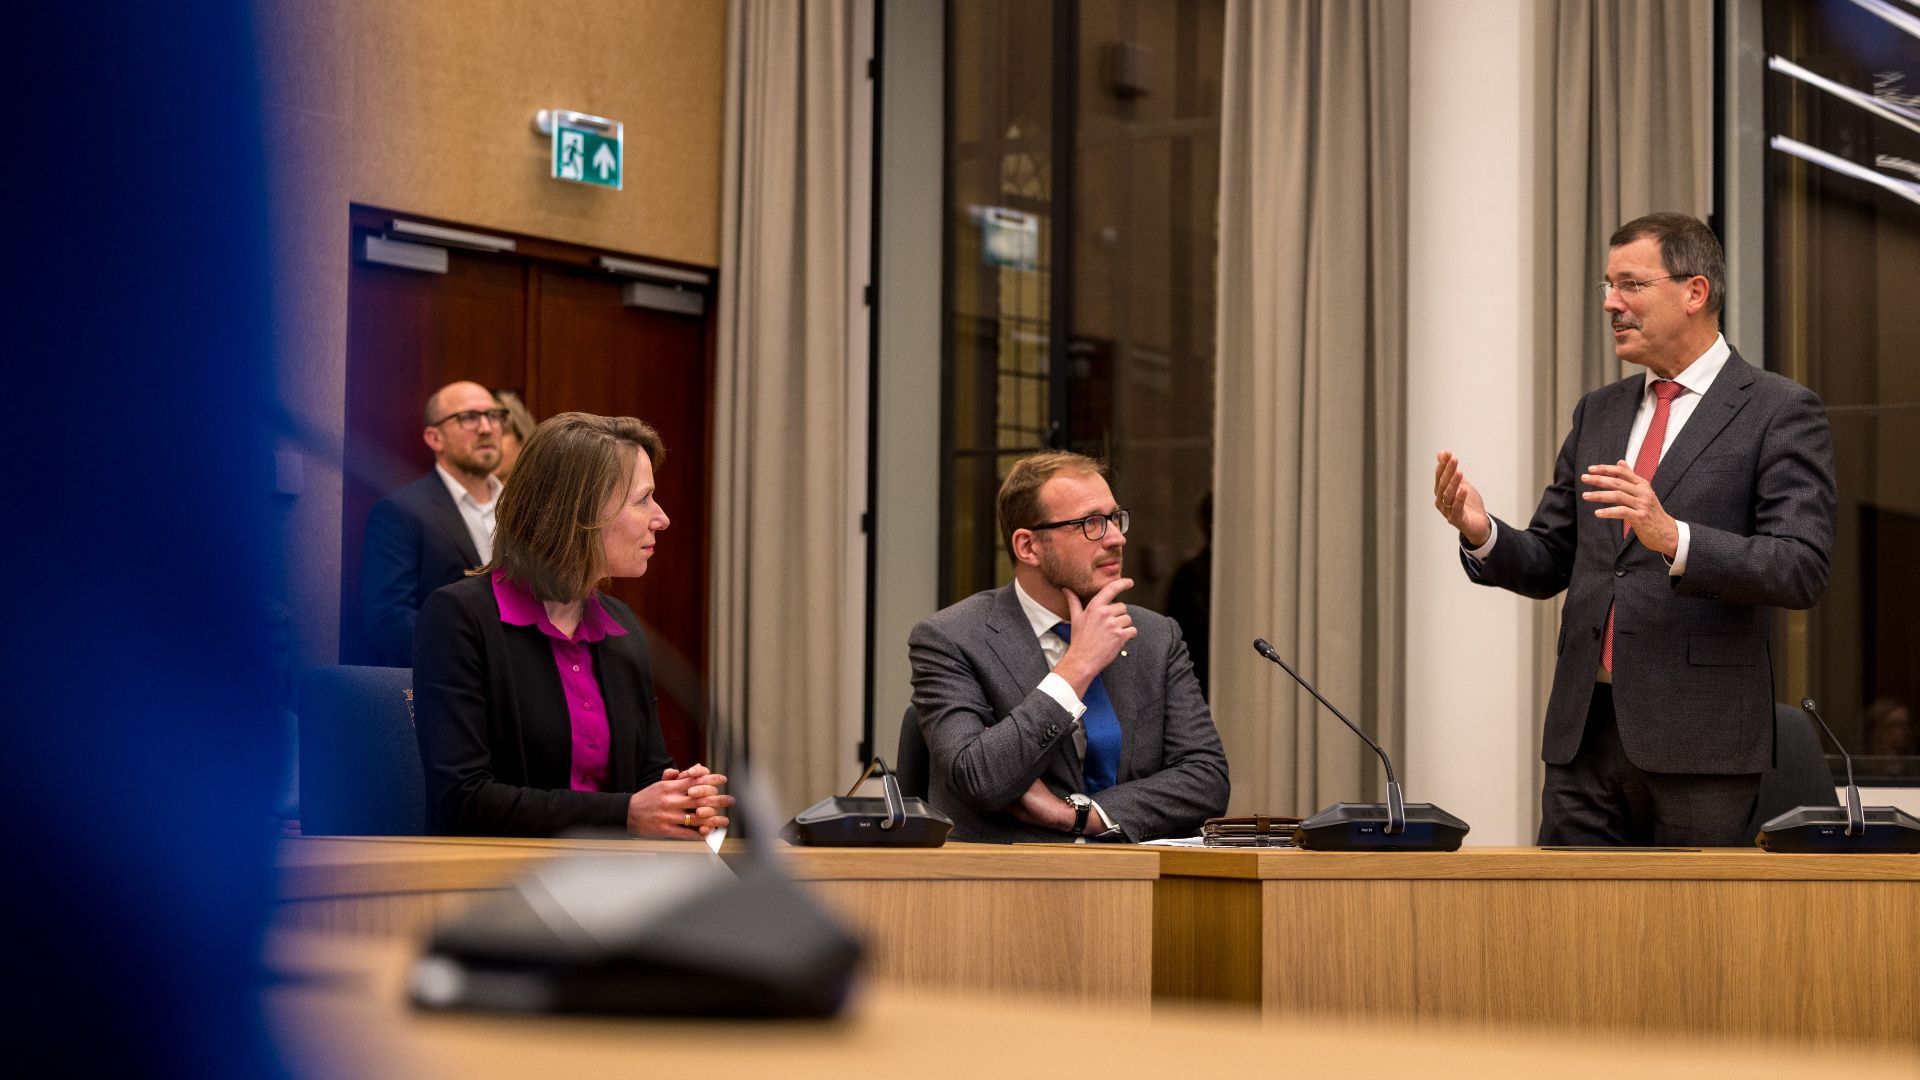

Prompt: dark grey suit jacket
xmin=361 ymin=472 xmax=484 ymax=667
xmin=908 ymin=584 xmax=1230 ymax=842
xmin=1465 ymin=350 xmax=1836 ymax=775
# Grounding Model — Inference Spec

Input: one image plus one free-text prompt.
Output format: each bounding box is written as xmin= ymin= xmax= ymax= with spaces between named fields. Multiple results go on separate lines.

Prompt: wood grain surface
xmin=275 ymin=837 xmax=1158 ymax=1003
xmin=264 ymin=931 xmax=1920 ymax=1080
xmin=1153 ymin=846 xmax=1920 ymax=1045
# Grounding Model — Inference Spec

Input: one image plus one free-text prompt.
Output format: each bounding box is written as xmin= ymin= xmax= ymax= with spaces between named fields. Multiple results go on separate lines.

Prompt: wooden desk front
xmin=276 ymin=837 xmax=1157 ymax=1006
xmin=265 ymin=931 xmax=1920 ymax=1080
xmin=1152 ymin=846 xmax=1920 ymax=1046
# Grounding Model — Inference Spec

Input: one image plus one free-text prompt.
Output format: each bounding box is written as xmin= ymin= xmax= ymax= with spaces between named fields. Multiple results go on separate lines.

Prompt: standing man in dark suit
xmin=909 ymin=451 xmax=1229 ymax=842
xmin=361 ymin=381 xmax=509 ymax=666
xmin=1434 ymin=213 xmax=1837 ymax=845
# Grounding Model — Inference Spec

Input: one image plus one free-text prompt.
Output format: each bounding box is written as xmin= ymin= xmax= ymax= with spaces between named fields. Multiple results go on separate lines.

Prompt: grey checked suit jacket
xmin=1465 ymin=350 xmax=1836 ymax=775
xmin=908 ymin=584 xmax=1230 ymax=842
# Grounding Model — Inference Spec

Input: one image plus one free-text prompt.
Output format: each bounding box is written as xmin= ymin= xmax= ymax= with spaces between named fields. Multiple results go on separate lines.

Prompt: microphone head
xmin=1253 ymin=637 xmax=1278 ymax=660
xmin=1801 ymin=697 xmax=1817 ymax=713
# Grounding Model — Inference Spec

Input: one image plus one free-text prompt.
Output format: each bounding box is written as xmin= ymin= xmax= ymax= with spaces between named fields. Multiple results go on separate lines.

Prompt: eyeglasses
xmin=429 ymin=408 xmax=510 ymax=431
xmin=1596 ymin=275 xmax=1689 ymax=299
xmin=1029 ymin=509 xmax=1130 ymax=541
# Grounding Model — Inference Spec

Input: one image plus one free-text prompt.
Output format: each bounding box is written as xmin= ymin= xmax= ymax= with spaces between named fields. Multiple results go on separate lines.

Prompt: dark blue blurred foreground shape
xmin=2 ymin=4 xmax=285 ymax=1077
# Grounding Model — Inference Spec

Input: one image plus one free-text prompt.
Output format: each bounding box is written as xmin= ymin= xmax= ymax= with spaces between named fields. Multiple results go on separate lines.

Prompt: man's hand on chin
xmin=1005 ymin=777 xmax=1073 ymax=832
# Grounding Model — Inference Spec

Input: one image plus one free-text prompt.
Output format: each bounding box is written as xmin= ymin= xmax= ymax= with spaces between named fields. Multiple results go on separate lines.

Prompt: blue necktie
xmin=1052 ymin=623 xmax=1121 ymax=795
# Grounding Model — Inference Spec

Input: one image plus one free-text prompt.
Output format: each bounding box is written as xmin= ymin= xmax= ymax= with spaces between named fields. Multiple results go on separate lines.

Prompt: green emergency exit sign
xmin=542 ymin=109 xmax=623 ymax=190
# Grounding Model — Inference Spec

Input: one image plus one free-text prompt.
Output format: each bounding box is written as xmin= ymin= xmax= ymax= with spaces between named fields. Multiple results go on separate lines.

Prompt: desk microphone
xmin=1253 ymin=638 xmax=1467 ymax=851
xmin=1756 ymin=698 xmax=1920 ymax=853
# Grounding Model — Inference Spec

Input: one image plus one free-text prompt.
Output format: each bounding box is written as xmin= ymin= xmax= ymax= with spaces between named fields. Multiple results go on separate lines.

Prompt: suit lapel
xmin=1590 ymin=379 xmax=1642 ymax=559
xmin=425 ymin=475 xmax=484 ymax=566
xmin=1649 ymin=352 xmax=1754 ymax=504
xmin=983 ymin=584 xmax=1083 ymax=778
xmin=984 ymin=584 xmax=1050 ymax=697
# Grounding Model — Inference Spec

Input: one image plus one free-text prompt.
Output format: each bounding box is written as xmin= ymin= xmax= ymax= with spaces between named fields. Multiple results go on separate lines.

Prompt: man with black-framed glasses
xmin=360 ymin=380 xmax=508 ymax=666
xmin=908 ymin=450 xmax=1229 ymax=842
xmin=1434 ymin=213 xmax=1837 ymax=846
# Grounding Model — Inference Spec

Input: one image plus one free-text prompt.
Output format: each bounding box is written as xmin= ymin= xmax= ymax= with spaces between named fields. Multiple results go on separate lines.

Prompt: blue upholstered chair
xmin=297 ymin=665 xmax=426 ymax=835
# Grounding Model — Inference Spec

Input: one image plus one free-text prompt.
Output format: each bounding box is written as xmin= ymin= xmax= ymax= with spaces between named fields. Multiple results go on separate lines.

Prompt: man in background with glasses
xmin=1433 ymin=213 xmax=1837 ymax=846
xmin=360 ymin=381 xmax=509 ymax=667
xmin=909 ymin=450 xmax=1229 ymax=842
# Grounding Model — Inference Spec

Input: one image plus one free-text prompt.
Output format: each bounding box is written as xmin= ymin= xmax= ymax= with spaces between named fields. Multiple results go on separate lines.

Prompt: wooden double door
xmin=339 ymin=205 xmax=713 ymax=764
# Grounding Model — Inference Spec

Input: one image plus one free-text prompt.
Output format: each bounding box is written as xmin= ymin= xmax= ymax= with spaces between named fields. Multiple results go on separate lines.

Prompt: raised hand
xmin=1582 ymin=459 xmax=1678 ymax=556
xmin=1434 ymin=450 xmax=1491 ymax=547
xmin=1052 ymin=577 xmax=1136 ymax=698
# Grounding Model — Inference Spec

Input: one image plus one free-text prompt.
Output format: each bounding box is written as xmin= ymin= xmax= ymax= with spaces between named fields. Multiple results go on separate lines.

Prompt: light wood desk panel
xmin=1153 ymin=846 xmax=1920 ymax=1046
xmin=266 ymin=931 xmax=1920 ymax=1080
xmin=276 ymin=838 xmax=1157 ymax=1006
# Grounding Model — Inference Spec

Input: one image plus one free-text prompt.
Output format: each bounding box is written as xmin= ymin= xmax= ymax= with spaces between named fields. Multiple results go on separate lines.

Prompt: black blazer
xmin=1465 ymin=351 xmax=1836 ymax=775
xmin=411 ymin=573 xmax=674 ymax=836
xmin=361 ymin=472 xmax=484 ymax=666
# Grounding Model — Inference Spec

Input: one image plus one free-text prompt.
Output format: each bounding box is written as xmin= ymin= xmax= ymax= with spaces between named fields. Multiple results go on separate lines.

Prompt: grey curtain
xmin=711 ymin=0 xmax=860 ymax=817
xmin=1527 ymin=0 xmax=1714 ymax=786
xmin=1211 ymin=0 xmax=1410 ymax=816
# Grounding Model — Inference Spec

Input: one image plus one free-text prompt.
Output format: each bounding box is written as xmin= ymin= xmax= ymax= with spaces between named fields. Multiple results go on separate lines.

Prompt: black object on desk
xmin=784 ymin=756 xmax=954 ymax=847
xmin=1253 ymin=639 xmax=1469 ymax=852
xmin=1757 ymin=700 xmax=1920 ymax=854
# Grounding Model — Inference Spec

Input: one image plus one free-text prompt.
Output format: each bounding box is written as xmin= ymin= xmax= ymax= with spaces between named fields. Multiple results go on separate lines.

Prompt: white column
xmin=1404 ymin=0 xmax=1541 ymax=845
xmin=868 ymin=0 xmax=945 ymax=761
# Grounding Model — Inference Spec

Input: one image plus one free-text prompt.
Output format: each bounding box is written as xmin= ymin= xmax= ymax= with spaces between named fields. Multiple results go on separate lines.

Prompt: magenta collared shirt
xmin=490 ymin=570 xmax=629 ymax=792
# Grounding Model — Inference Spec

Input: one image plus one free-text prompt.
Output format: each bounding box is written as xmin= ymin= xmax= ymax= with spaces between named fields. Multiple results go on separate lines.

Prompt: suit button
xmin=1045 ymin=724 xmax=1060 ymax=738
xmin=1614 ymin=568 xmax=1626 ymax=577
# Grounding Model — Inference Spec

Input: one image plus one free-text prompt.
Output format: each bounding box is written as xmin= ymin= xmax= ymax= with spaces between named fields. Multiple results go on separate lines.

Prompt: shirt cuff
xmin=1038 ymin=672 xmax=1088 ymax=721
xmin=1668 ymin=521 xmax=1690 ymax=576
xmin=1087 ymin=799 xmax=1117 ymax=834
xmin=1462 ymin=517 xmax=1498 ymax=561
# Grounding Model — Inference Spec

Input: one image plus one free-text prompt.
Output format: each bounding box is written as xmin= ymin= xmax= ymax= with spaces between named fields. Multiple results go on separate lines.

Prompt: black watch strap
xmin=1069 ymin=795 xmax=1092 ymax=835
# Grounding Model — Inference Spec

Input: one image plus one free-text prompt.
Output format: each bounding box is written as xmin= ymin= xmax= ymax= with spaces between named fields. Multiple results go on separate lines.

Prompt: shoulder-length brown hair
xmin=478 ymin=412 xmax=664 ymax=603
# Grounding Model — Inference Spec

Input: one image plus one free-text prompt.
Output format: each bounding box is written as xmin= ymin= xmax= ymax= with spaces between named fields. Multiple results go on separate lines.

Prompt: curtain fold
xmin=711 ymin=0 xmax=858 ymax=817
xmin=1211 ymin=0 xmax=1409 ymax=816
xmin=1529 ymin=0 xmax=1714 ymax=797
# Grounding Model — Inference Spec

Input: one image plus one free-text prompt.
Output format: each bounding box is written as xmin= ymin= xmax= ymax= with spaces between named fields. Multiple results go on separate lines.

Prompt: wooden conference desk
xmin=276 ymin=836 xmax=1157 ymax=1007
xmin=1152 ymin=845 xmax=1920 ymax=1046
xmin=265 ymin=931 xmax=1920 ymax=1080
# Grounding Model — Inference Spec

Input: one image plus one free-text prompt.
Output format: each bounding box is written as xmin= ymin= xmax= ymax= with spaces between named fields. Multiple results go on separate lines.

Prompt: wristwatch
xmin=1063 ymin=793 xmax=1093 ymax=835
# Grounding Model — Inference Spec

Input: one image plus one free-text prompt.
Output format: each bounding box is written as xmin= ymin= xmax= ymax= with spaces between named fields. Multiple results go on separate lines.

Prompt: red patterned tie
xmin=1602 ymin=379 xmax=1684 ymax=674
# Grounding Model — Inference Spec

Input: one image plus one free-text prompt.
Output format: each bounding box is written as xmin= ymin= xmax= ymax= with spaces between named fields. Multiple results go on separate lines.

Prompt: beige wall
xmin=257 ymin=0 xmax=727 ymax=665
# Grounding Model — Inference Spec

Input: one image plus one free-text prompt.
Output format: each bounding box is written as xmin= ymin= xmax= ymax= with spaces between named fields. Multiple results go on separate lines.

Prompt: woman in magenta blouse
xmin=411 ymin=412 xmax=732 ymax=837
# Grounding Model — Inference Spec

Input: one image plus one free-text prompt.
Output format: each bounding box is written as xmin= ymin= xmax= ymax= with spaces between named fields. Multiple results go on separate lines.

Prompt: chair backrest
xmin=895 ymin=704 xmax=930 ymax=800
xmin=1745 ymin=702 xmax=1841 ymax=842
xmin=297 ymin=665 xmax=426 ymax=835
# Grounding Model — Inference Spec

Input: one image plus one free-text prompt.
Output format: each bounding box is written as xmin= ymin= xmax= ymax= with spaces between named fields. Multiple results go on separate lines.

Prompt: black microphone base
xmin=1294 ymin=802 xmax=1469 ymax=852
xmin=1756 ymin=806 xmax=1920 ymax=854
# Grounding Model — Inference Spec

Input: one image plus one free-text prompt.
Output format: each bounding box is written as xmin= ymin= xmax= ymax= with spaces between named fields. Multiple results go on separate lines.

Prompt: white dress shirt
xmin=1466 ymin=332 xmax=1732 ymax=577
xmin=1012 ymin=578 xmax=1117 ymax=834
xmin=435 ymin=463 xmax=503 ymax=564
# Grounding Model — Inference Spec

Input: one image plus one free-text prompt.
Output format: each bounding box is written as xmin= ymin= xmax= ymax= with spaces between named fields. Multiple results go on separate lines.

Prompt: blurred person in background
xmin=360 ymin=380 xmax=506 ymax=666
xmin=493 ymin=388 xmax=537 ymax=484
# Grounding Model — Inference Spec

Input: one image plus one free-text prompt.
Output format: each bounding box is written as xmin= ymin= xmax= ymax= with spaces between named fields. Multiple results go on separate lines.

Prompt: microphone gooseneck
xmin=1252 ymin=638 xmax=1399 ymax=790
xmin=1800 ymin=698 xmax=1864 ymax=837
